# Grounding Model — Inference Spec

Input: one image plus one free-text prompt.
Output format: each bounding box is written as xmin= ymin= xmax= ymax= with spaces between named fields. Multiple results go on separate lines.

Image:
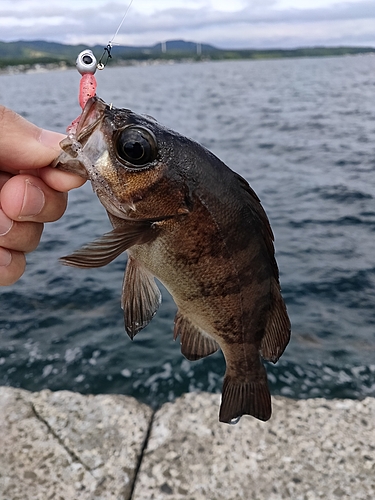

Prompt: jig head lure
xmin=76 ymin=49 xmax=98 ymax=109
xmin=67 ymin=49 xmax=98 ymax=134
xmin=66 ymin=0 xmax=134 ymax=134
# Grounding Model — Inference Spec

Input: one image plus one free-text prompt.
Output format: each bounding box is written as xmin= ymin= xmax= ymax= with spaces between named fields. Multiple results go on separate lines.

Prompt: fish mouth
xmin=53 ymin=97 xmax=108 ymax=178
xmin=75 ymin=97 xmax=107 ymax=145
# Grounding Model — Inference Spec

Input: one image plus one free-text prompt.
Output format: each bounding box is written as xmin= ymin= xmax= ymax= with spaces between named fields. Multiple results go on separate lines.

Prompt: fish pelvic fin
xmin=219 ymin=366 xmax=271 ymax=424
xmin=261 ymin=281 xmax=291 ymax=363
xmin=122 ymin=257 xmax=162 ymax=339
xmin=174 ymin=312 xmax=219 ymax=361
xmin=60 ymin=221 xmax=158 ymax=268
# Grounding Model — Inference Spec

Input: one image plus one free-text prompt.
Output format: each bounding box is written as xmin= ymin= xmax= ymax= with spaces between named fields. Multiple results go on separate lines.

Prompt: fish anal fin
xmin=219 ymin=368 xmax=271 ymax=424
xmin=174 ymin=312 xmax=219 ymax=361
xmin=261 ymin=282 xmax=291 ymax=363
xmin=60 ymin=220 xmax=158 ymax=269
xmin=122 ymin=257 xmax=161 ymax=339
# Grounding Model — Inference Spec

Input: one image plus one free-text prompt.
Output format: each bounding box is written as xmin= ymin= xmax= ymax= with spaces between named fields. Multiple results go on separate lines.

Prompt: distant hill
xmin=0 ymin=39 xmax=374 ymax=69
xmin=0 ymin=39 xmax=218 ymax=68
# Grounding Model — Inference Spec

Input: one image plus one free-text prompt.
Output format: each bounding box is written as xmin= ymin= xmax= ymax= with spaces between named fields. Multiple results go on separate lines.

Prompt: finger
xmin=0 ymin=106 xmax=64 ymax=171
xmin=0 ymin=171 xmax=12 ymax=190
xmin=39 ymin=166 xmax=86 ymax=192
xmin=0 ymin=210 xmax=43 ymax=252
xmin=0 ymin=248 xmax=26 ymax=286
xmin=1 ymin=174 xmax=67 ymax=223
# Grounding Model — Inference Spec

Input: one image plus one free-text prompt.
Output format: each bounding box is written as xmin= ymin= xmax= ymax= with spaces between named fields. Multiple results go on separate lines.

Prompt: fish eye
xmin=115 ymin=126 xmax=157 ymax=167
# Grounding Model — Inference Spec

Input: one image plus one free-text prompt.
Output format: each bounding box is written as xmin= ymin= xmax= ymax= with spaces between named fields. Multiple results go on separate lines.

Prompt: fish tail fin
xmin=219 ymin=366 xmax=271 ymax=424
xmin=261 ymin=281 xmax=291 ymax=363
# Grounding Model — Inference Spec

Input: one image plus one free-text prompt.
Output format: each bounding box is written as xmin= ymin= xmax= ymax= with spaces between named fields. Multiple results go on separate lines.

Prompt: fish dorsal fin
xmin=174 ymin=312 xmax=219 ymax=361
xmin=261 ymin=281 xmax=291 ymax=363
xmin=235 ymin=172 xmax=278 ymax=275
xmin=122 ymin=256 xmax=162 ymax=339
xmin=234 ymin=173 xmax=291 ymax=362
xmin=60 ymin=220 xmax=158 ymax=268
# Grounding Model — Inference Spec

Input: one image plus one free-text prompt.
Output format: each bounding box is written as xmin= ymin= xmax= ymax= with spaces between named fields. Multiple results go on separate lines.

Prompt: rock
xmin=132 ymin=393 xmax=375 ymax=500
xmin=0 ymin=387 xmax=153 ymax=500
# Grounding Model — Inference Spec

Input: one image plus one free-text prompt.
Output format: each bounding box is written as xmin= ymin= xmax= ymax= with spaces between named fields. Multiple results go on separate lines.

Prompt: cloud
xmin=0 ymin=0 xmax=374 ymax=48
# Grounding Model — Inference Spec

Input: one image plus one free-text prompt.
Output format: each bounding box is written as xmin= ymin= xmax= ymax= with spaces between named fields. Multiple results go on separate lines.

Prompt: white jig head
xmin=76 ymin=50 xmax=97 ymax=75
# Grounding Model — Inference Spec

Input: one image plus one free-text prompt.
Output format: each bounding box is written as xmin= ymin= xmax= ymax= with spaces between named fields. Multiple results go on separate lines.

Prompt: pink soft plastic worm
xmin=79 ymin=73 xmax=97 ymax=109
xmin=67 ymin=50 xmax=98 ymax=135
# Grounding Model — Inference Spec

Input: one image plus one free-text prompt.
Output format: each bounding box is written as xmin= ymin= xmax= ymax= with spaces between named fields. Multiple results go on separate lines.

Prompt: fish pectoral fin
xmin=122 ymin=257 xmax=162 ymax=339
xmin=174 ymin=312 xmax=219 ymax=361
xmin=60 ymin=221 xmax=158 ymax=269
xmin=219 ymin=365 xmax=271 ymax=424
xmin=261 ymin=281 xmax=291 ymax=363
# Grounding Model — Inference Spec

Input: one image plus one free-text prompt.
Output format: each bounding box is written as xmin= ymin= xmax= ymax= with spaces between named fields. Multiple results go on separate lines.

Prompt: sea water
xmin=0 ymin=55 xmax=374 ymax=408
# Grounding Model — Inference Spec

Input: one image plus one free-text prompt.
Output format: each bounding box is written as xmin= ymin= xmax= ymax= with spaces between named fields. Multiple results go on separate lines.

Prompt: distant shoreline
xmin=0 ymin=39 xmax=374 ymax=75
xmin=1 ymin=50 xmax=374 ymax=76
xmin=0 ymin=58 xmax=203 ymax=75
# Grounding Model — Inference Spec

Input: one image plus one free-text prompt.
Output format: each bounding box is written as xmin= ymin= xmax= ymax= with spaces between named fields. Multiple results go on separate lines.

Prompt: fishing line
xmin=97 ymin=0 xmax=135 ymax=70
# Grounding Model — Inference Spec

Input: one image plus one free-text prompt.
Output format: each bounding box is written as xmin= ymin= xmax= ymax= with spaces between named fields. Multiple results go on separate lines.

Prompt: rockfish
xmin=55 ymin=97 xmax=291 ymax=424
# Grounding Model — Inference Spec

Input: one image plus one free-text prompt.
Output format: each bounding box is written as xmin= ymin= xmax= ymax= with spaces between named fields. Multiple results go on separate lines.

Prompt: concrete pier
xmin=1 ymin=387 xmax=374 ymax=499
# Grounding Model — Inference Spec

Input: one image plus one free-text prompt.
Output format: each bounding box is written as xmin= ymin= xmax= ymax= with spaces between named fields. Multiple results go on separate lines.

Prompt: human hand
xmin=0 ymin=106 xmax=85 ymax=286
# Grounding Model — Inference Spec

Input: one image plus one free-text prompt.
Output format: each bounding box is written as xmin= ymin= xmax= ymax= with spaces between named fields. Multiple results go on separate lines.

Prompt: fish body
xmin=55 ymin=97 xmax=290 ymax=424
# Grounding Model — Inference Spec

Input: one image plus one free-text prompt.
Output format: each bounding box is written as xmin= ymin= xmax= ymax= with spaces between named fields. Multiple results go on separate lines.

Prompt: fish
xmin=54 ymin=96 xmax=291 ymax=424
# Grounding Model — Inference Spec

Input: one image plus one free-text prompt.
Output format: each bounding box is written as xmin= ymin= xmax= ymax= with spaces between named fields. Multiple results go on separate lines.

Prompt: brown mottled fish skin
xmin=55 ymin=97 xmax=291 ymax=424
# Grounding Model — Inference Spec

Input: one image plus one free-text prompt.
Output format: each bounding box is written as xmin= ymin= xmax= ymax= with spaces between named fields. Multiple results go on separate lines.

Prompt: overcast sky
xmin=0 ymin=0 xmax=374 ymax=49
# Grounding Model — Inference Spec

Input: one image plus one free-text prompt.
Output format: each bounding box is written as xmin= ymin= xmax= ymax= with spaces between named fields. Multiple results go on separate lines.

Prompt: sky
xmin=0 ymin=0 xmax=374 ymax=49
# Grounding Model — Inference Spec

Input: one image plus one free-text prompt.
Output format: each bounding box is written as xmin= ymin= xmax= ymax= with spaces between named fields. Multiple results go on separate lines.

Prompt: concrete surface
xmin=132 ymin=393 xmax=375 ymax=500
xmin=1 ymin=387 xmax=374 ymax=500
xmin=0 ymin=387 xmax=152 ymax=500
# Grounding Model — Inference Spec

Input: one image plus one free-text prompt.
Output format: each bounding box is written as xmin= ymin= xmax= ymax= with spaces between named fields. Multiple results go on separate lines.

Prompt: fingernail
xmin=19 ymin=180 xmax=45 ymax=218
xmin=0 ymin=210 xmax=13 ymax=236
xmin=0 ymin=248 xmax=12 ymax=267
xmin=38 ymin=129 xmax=65 ymax=151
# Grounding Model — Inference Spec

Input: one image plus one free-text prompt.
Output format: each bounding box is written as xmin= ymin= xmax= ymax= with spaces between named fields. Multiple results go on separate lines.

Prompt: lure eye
xmin=115 ymin=127 xmax=157 ymax=167
xmin=76 ymin=50 xmax=97 ymax=75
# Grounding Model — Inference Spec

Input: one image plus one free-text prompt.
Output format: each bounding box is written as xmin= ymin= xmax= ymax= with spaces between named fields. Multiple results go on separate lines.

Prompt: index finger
xmin=0 ymin=106 xmax=64 ymax=171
